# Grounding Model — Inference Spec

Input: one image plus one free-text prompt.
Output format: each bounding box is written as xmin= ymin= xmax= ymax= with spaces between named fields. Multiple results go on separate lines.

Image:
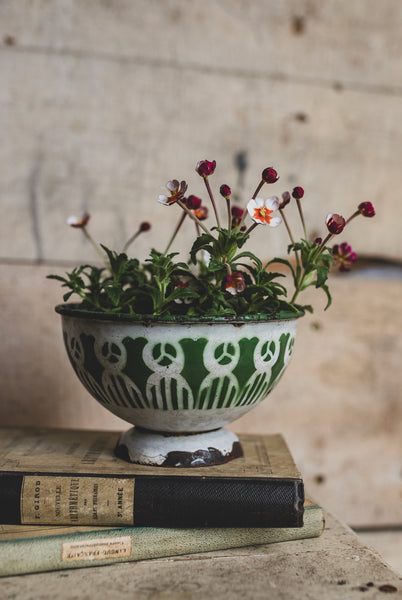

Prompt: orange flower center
xmin=253 ymin=207 xmax=273 ymax=223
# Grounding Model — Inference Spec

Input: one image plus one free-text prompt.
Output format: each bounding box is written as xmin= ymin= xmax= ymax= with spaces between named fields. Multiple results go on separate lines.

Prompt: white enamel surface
xmin=119 ymin=427 xmax=240 ymax=466
xmin=62 ymin=316 xmax=298 ymax=348
xmin=96 ymin=405 xmax=263 ymax=432
xmin=61 ymin=316 xmax=298 ymax=432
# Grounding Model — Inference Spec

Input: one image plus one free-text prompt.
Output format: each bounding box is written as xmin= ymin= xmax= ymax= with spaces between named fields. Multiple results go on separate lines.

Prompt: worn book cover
xmin=0 ymin=501 xmax=323 ymax=577
xmin=0 ymin=427 xmax=304 ymax=528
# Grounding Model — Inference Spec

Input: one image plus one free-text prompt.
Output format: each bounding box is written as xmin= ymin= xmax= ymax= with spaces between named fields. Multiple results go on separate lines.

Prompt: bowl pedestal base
xmin=115 ymin=427 xmax=243 ymax=467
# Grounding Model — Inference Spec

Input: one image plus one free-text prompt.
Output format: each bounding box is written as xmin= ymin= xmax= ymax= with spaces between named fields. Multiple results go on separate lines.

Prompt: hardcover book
xmin=0 ymin=427 xmax=304 ymax=528
xmin=0 ymin=501 xmax=323 ymax=577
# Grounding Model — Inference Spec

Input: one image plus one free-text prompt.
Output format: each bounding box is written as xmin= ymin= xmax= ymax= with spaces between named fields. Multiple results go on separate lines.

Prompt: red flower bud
xmin=358 ymin=202 xmax=375 ymax=217
xmin=231 ymin=205 xmax=244 ymax=218
xmin=261 ymin=167 xmax=279 ymax=183
xmin=314 ymin=237 xmax=322 ymax=245
xmin=140 ymin=221 xmax=151 ymax=231
xmin=292 ymin=186 xmax=304 ymax=200
xmin=220 ymin=184 xmax=231 ymax=198
xmin=279 ymin=191 xmax=291 ymax=209
xmin=196 ymin=160 xmax=216 ymax=177
xmin=186 ymin=195 xmax=202 ymax=210
xmin=326 ymin=213 xmax=346 ymax=235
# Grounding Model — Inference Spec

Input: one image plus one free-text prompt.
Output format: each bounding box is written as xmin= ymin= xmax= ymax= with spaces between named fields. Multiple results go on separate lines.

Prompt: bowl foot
xmin=115 ymin=427 xmax=243 ymax=467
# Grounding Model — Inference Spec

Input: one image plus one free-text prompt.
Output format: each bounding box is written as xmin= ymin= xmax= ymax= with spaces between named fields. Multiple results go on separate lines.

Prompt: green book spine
xmin=0 ymin=504 xmax=324 ymax=577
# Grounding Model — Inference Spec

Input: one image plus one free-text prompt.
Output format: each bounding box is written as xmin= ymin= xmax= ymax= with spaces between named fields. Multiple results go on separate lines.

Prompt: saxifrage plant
xmin=48 ymin=160 xmax=375 ymax=318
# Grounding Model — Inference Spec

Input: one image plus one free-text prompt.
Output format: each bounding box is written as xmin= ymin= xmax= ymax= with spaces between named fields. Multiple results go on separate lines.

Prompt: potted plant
xmin=49 ymin=160 xmax=375 ymax=466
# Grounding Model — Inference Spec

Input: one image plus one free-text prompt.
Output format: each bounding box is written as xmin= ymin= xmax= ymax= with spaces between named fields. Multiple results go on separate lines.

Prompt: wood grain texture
xmin=0 ymin=513 xmax=401 ymax=599
xmin=1 ymin=0 xmax=401 ymax=89
xmin=0 ymin=1 xmax=401 ymax=261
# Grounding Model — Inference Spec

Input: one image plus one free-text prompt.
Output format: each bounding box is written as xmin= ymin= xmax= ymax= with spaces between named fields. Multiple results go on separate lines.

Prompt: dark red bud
xmin=231 ymin=205 xmax=244 ymax=218
xmin=314 ymin=237 xmax=322 ymax=245
xmin=292 ymin=186 xmax=304 ymax=200
xmin=186 ymin=195 xmax=202 ymax=210
xmin=261 ymin=167 xmax=279 ymax=184
xmin=220 ymin=184 xmax=231 ymax=198
xmin=140 ymin=221 xmax=151 ymax=231
xmin=326 ymin=213 xmax=346 ymax=235
xmin=358 ymin=201 xmax=375 ymax=217
xmin=195 ymin=160 xmax=216 ymax=177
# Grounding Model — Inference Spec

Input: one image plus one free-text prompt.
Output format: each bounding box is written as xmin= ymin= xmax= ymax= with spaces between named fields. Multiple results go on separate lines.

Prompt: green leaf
xmin=165 ymin=287 xmax=199 ymax=304
xmin=190 ymin=233 xmax=215 ymax=264
xmin=104 ymin=283 xmax=123 ymax=307
xmin=46 ymin=274 xmax=68 ymax=283
xmin=321 ymin=284 xmax=332 ymax=310
xmin=315 ymin=265 xmax=329 ymax=288
xmin=267 ymin=257 xmax=296 ymax=282
xmin=233 ymin=251 xmax=263 ymax=271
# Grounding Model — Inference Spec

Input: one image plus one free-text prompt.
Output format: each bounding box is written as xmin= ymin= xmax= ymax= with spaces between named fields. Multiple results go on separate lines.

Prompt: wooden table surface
xmin=1 ymin=512 xmax=401 ymax=600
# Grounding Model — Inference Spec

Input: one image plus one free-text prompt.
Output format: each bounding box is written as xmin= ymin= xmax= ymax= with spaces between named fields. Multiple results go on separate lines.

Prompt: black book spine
xmin=135 ymin=477 xmax=304 ymax=527
xmin=0 ymin=473 xmax=304 ymax=527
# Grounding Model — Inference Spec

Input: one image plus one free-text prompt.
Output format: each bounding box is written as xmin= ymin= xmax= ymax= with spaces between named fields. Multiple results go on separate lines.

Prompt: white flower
xmin=157 ymin=194 xmax=170 ymax=205
xmin=67 ymin=211 xmax=90 ymax=228
xmin=157 ymin=180 xmax=188 ymax=206
xmin=246 ymin=197 xmax=282 ymax=226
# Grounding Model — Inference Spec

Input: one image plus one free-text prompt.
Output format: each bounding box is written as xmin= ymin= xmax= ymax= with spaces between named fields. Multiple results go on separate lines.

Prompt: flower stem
xmin=296 ymin=198 xmax=307 ymax=239
xmin=203 ymin=177 xmax=220 ymax=228
xmin=280 ymin=209 xmax=295 ymax=245
xmin=237 ymin=179 xmax=265 ymax=230
xmin=164 ymin=212 xmax=187 ymax=254
xmin=252 ymin=179 xmax=264 ymax=200
xmin=345 ymin=210 xmax=360 ymax=226
xmin=82 ymin=227 xmax=109 ymax=267
xmin=226 ymin=197 xmax=232 ymax=232
xmin=243 ymin=222 xmax=258 ymax=238
xmin=177 ymin=199 xmax=211 ymax=236
xmin=122 ymin=231 xmax=140 ymax=253
xmin=318 ymin=233 xmax=333 ymax=253
xmin=290 ymin=268 xmax=312 ymax=304
xmin=279 ymin=208 xmax=302 ymax=276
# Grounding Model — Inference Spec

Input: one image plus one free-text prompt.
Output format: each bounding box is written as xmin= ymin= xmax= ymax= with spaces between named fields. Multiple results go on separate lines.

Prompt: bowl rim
xmin=55 ymin=303 xmax=304 ymax=325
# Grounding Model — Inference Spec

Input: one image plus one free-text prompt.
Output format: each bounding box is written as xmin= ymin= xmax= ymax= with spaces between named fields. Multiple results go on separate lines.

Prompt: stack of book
xmin=0 ymin=427 xmax=324 ymax=576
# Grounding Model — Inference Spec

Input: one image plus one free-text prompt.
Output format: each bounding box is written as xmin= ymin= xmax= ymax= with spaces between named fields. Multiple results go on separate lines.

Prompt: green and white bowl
xmin=56 ymin=305 xmax=301 ymax=466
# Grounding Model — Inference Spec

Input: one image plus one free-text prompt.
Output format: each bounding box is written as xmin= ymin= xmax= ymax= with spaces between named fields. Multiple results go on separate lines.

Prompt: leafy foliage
xmin=49 ymin=163 xmax=366 ymax=318
xmin=49 ymin=229 xmax=302 ymax=317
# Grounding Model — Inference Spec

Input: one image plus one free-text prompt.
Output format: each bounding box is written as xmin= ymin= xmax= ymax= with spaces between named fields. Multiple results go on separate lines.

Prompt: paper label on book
xmin=62 ymin=536 xmax=132 ymax=562
xmin=20 ymin=476 xmax=135 ymax=525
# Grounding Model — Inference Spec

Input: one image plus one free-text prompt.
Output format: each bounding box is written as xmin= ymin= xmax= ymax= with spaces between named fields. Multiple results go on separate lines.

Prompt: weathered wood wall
xmin=0 ymin=0 xmax=401 ymax=566
xmin=0 ymin=0 xmax=401 ymax=262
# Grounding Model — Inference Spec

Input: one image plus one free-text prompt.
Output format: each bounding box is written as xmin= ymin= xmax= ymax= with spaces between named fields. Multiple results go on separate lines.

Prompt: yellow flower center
xmin=254 ymin=207 xmax=273 ymax=223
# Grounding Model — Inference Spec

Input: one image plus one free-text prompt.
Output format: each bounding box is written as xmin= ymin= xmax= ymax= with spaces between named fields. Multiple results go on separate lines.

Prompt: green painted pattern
xmin=63 ymin=331 xmax=295 ymax=412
